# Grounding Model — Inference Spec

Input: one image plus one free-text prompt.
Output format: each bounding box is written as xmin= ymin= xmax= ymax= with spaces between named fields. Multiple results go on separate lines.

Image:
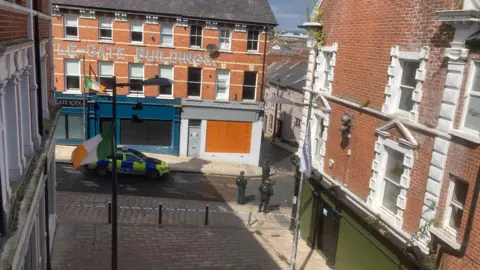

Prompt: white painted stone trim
xmin=205 ymin=21 xmax=218 ymax=30
xmin=234 ymin=24 xmax=247 ymax=32
xmin=367 ymin=135 xmax=414 ymax=229
xmin=382 ymin=46 xmax=429 ymax=123
xmin=79 ymin=9 xmax=95 ymax=19
xmin=114 ymin=12 xmax=128 ymax=22
xmin=176 ymin=18 xmax=188 ymax=28
xmin=146 ymin=16 xmax=158 ymax=25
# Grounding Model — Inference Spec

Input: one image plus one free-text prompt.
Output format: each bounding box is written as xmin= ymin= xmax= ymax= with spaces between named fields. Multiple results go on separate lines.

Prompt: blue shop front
xmin=55 ymin=93 xmax=181 ymax=156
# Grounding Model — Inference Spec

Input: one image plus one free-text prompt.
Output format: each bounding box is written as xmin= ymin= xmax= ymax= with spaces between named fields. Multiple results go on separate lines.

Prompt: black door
xmin=316 ymin=196 xmax=341 ymax=267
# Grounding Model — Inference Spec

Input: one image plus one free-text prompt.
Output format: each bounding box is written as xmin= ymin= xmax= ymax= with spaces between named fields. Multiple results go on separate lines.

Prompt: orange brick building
xmin=293 ymin=0 xmax=480 ymax=269
xmin=52 ymin=0 xmax=276 ymax=165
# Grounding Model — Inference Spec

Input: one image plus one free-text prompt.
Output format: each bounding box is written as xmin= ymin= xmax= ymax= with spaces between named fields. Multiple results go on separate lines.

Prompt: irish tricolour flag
xmin=84 ymin=76 xmax=106 ymax=94
xmin=71 ymin=128 xmax=114 ymax=169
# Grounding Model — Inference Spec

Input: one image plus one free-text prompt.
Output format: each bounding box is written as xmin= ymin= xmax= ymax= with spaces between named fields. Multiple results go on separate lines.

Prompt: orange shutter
xmin=205 ymin=121 xmax=252 ymax=153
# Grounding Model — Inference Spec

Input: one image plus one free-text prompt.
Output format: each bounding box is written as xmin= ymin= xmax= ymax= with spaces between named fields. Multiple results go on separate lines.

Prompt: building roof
xmin=53 ymin=0 xmax=277 ymax=25
xmin=268 ymin=61 xmax=307 ymax=91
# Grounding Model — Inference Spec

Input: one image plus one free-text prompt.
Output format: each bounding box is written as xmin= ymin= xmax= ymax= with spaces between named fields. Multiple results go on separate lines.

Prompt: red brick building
xmin=294 ymin=0 xmax=480 ymax=269
xmin=0 ymin=0 xmax=58 ymax=268
xmin=52 ymin=0 xmax=276 ymax=165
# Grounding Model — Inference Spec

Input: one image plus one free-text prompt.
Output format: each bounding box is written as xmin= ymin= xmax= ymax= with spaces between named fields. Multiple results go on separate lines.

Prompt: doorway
xmin=187 ymin=120 xmax=201 ymax=157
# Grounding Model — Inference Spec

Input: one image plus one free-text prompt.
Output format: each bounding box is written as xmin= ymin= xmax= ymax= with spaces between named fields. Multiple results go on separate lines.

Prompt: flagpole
xmin=82 ymin=54 xmax=87 ymax=142
xmin=290 ymin=91 xmax=314 ymax=270
xmin=111 ymin=76 xmax=118 ymax=270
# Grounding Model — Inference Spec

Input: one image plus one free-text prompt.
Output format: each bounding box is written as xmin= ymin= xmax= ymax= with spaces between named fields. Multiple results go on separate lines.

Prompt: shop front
xmin=179 ymin=100 xmax=263 ymax=166
xmin=55 ymin=93 xmax=181 ymax=155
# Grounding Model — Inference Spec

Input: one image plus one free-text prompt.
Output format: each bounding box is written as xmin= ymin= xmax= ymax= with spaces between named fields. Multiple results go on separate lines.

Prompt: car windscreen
xmin=127 ymin=149 xmax=147 ymax=160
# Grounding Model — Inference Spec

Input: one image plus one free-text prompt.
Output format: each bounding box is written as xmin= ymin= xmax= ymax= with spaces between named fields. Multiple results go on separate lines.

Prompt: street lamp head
xmin=141 ymin=75 xmax=175 ymax=86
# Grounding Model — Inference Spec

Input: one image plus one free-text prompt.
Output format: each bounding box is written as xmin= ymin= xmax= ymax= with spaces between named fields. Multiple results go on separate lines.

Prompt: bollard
xmin=158 ymin=203 xmax=163 ymax=227
xmin=108 ymin=202 xmax=112 ymax=224
xmin=247 ymin=207 xmax=252 ymax=227
xmin=205 ymin=205 xmax=209 ymax=226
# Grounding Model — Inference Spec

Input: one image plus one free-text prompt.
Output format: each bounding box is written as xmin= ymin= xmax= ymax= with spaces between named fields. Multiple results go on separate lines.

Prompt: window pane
xmin=220 ymin=39 xmax=230 ymax=50
xmin=129 ymin=79 xmax=143 ymax=92
xmin=99 ymin=18 xmax=112 ymax=28
xmin=131 ymin=21 xmax=143 ymax=31
xmin=65 ymin=60 xmax=79 ymax=74
xmin=100 ymin=29 xmax=112 ymax=39
xmin=66 ymin=76 xmax=80 ymax=89
xmin=99 ymin=62 xmax=114 ymax=76
xmin=473 ymin=65 xmax=480 ymax=92
xmin=161 ymin=35 xmax=173 ymax=45
xmin=159 ymin=66 xmax=173 ymax=79
xmin=385 ymin=147 xmax=404 ymax=184
xmin=188 ymin=68 xmax=201 ymax=82
xmin=99 ymin=77 xmax=114 ymax=90
xmin=65 ymin=15 xmax=77 ymax=26
xmin=464 ymin=95 xmax=480 ymax=131
xmin=67 ymin=115 xmax=83 ymax=140
xmin=129 ymin=64 xmax=143 ymax=78
xmin=55 ymin=115 xmax=66 ymax=139
xmin=401 ymin=61 xmax=419 ymax=87
xmin=382 ymin=180 xmax=401 ymax=213
xmin=448 ymin=206 xmax=463 ymax=231
xmin=244 ymin=72 xmax=257 ymax=86
xmin=242 ymin=86 xmax=256 ymax=100
xmin=398 ymin=86 xmax=414 ymax=111
xmin=159 ymin=85 xmax=172 ymax=95
xmin=126 ymin=154 xmax=142 ymax=162
xmin=453 ymin=180 xmax=468 ymax=206
xmin=66 ymin=27 xmax=77 ymax=37
xmin=131 ymin=32 xmax=143 ymax=42
xmin=188 ymin=83 xmax=201 ymax=97
xmin=161 ymin=23 xmax=173 ymax=34
xmin=315 ymin=138 xmax=322 ymax=160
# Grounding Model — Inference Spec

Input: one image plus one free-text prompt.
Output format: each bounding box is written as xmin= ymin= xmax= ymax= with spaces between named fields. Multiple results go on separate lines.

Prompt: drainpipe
xmin=437 ymin=167 xmax=480 ymax=264
xmin=33 ymin=0 xmax=44 ymax=134
xmin=260 ymin=26 xmax=269 ymax=102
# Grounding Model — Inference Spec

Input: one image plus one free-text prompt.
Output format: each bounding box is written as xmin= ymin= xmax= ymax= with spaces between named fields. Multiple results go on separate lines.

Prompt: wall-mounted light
xmin=340 ymin=112 xmax=353 ymax=135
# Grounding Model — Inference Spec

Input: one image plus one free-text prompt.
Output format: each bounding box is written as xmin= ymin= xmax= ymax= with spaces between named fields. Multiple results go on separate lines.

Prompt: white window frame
xmin=98 ymin=61 xmax=114 ymax=94
xmin=242 ymin=71 xmax=258 ymax=101
xmin=382 ymin=46 xmax=429 ymax=122
xmin=128 ymin=63 xmax=144 ymax=97
xmin=64 ymin=14 xmax=79 ymax=38
xmin=367 ymin=137 xmax=414 ymax=229
xmin=314 ymin=114 xmax=324 ymax=161
xmin=460 ymin=60 xmax=480 ymax=136
xmin=158 ymin=65 xmax=174 ymax=98
xmin=219 ymin=28 xmax=232 ymax=51
xmin=187 ymin=67 xmax=202 ymax=98
xmin=247 ymin=29 xmax=260 ymax=52
xmin=443 ymin=176 xmax=468 ymax=237
xmin=64 ymin=59 xmax=81 ymax=94
xmin=269 ymin=114 xmax=274 ymax=130
xmin=130 ymin=20 xmax=144 ymax=44
xmin=99 ymin=17 xmax=113 ymax=41
xmin=190 ymin=24 xmax=203 ymax=48
xmin=314 ymin=43 xmax=337 ymax=94
xmin=215 ymin=69 xmax=230 ymax=101
xmin=160 ymin=23 xmax=174 ymax=46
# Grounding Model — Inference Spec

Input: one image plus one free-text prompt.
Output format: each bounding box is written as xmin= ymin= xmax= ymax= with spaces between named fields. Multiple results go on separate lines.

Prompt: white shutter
xmin=99 ymin=62 xmax=114 ymax=76
xmin=65 ymin=60 xmax=79 ymax=75
xmin=131 ymin=20 xmax=143 ymax=31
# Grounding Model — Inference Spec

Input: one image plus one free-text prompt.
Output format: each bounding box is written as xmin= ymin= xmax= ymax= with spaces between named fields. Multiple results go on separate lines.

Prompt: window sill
xmin=62 ymin=90 xmax=82 ymax=95
xmin=130 ymin=42 xmax=145 ymax=47
xmin=186 ymin=97 xmax=202 ymax=101
xmin=156 ymin=96 xmax=174 ymax=100
xmin=246 ymin=51 xmax=261 ymax=55
xmin=219 ymin=50 xmax=232 ymax=54
xmin=241 ymin=100 xmax=258 ymax=104
xmin=62 ymin=37 xmax=80 ymax=42
xmin=188 ymin=47 xmax=203 ymax=51
xmin=449 ymin=129 xmax=480 ymax=144
xmin=158 ymin=44 xmax=175 ymax=49
xmin=98 ymin=40 xmax=114 ymax=44
xmin=127 ymin=93 xmax=145 ymax=98
xmin=430 ymin=226 xmax=461 ymax=251
xmin=214 ymin=99 xmax=230 ymax=103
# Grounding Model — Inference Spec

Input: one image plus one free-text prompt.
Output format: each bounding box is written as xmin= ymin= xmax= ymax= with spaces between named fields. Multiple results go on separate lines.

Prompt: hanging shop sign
xmin=56 ymin=99 xmax=85 ymax=107
xmin=54 ymin=43 xmax=215 ymax=66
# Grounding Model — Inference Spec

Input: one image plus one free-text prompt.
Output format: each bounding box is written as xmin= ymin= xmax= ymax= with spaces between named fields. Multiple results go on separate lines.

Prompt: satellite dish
xmin=206 ymin=44 xmax=218 ymax=53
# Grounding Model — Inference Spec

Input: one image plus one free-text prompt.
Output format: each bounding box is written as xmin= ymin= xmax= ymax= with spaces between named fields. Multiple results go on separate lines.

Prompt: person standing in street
xmin=236 ymin=171 xmax=248 ymax=204
xmin=259 ymin=179 xmax=274 ymax=213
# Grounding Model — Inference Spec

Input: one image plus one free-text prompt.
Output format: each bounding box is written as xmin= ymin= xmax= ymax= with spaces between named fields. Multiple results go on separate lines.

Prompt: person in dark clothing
xmin=258 ymin=179 xmax=274 ymax=213
xmin=236 ymin=171 xmax=248 ymax=204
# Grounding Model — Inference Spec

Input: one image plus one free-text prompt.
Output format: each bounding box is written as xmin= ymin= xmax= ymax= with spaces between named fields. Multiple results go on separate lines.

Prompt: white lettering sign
xmin=55 ymin=43 xmax=215 ymax=66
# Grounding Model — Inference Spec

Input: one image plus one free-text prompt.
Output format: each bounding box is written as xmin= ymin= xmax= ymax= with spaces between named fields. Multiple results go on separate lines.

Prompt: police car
xmin=85 ymin=147 xmax=169 ymax=180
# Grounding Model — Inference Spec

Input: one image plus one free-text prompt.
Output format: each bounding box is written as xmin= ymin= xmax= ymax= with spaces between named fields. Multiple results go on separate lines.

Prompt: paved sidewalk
xmin=56 ymin=145 xmax=276 ymax=177
xmin=52 ymin=192 xmax=329 ymax=269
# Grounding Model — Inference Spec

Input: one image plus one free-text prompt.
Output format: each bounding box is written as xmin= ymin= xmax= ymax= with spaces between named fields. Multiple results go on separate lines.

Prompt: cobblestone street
xmin=52 ymin=192 xmax=328 ymax=270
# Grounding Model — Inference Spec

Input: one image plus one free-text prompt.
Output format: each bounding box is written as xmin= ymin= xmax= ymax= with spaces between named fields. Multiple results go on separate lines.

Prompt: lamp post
xmin=109 ymin=75 xmax=174 ymax=270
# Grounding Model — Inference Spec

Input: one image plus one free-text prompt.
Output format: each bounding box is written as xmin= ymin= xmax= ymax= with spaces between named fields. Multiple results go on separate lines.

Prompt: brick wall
xmin=39 ymin=19 xmax=50 ymax=38
xmin=0 ymin=9 xmax=28 ymax=42
xmin=317 ymin=0 xmax=461 ymax=239
xmin=37 ymin=0 xmax=51 ymax=15
xmin=53 ymin=11 xmax=269 ymax=102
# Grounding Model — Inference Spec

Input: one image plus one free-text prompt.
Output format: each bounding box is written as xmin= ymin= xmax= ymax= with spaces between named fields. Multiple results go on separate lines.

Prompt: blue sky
xmin=269 ymin=0 xmax=314 ymax=30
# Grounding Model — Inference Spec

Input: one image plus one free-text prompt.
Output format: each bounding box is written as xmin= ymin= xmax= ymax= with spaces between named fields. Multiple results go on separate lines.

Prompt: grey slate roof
xmin=54 ymin=0 xmax=277 ymax=25
xmin=268 ymin=61 xmax=307 ymax=92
